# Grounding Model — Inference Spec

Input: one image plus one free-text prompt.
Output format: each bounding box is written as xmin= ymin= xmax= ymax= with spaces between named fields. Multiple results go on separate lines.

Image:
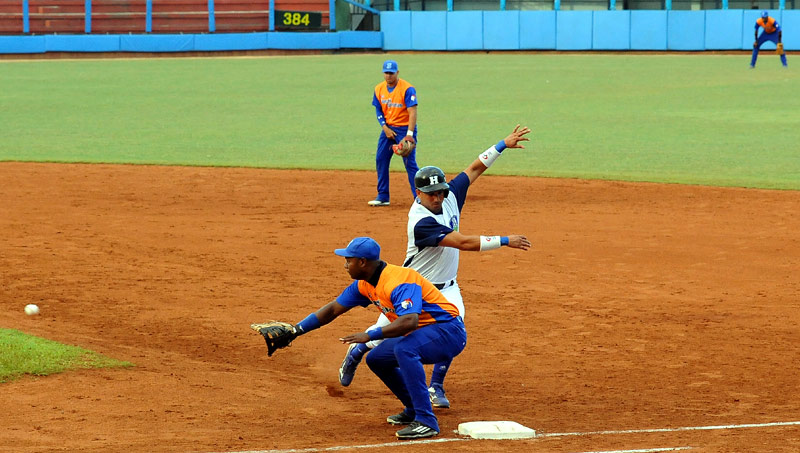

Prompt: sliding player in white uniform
xmin=339 ymin=125 xmax=532 ymax=410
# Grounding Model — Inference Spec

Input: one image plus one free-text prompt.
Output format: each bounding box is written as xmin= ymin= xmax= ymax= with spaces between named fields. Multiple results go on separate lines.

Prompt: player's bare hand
xmin=340 ymin=332 xmax=370 ymax=344
xmin=508 ymin=234 xmax=531 ymax=251
xmin=504 ymin=124 xmax=532 ymax=149
xmin=383 ymin=125 xmax=397 ymax=140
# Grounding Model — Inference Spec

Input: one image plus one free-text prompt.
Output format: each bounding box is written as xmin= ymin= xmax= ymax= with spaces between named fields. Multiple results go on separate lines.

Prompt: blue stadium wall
xmin=0 ymin=9 xmax=797 ymax=53
xmin=382 ymin=9 xmax=799 ymax=51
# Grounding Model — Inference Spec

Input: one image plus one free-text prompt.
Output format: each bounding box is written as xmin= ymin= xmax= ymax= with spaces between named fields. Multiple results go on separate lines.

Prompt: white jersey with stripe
xmin=404 ymin=172 xmax=470 ymax=284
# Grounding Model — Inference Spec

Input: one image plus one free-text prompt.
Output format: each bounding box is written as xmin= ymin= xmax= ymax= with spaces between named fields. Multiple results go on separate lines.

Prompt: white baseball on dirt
xmin=24 ymin=304 xmax=40 ymax=316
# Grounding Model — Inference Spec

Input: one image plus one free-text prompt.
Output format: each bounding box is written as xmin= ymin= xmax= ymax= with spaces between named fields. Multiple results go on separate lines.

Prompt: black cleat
xmin=386 ymin=411 xmax=414 ymax=425
xmin=396 ymin=421 xmax=438 ymax=439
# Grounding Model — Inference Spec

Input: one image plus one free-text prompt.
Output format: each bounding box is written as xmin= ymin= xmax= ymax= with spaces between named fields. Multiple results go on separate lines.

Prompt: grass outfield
xmin=0 ymin=329 xmax=133 ymax=382
xmin=1 ymin=53 xmax=798 ymax=189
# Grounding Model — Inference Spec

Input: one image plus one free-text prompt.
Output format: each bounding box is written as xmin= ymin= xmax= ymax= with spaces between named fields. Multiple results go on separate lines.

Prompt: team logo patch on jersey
xmin=401 ymin=299 xmax=413 ymax=310
xmin=411 ymin=95 xmax=416 ymax=102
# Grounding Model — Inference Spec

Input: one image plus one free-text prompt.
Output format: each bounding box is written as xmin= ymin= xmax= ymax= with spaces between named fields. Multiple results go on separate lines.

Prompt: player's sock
xmin=351 ymin=342 xmax=370 ymax=360
xmin=429 ymin=359 xmax=452 ymax=387
xmin=750 ymin=49 xmax=759 ymax=67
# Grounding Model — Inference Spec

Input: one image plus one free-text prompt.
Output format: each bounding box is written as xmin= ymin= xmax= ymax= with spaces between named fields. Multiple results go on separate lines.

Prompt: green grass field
xmin=1 ymin=53 xmax=798 ymax=189
xmin=0 ymin=329 xmax=133 ymax=383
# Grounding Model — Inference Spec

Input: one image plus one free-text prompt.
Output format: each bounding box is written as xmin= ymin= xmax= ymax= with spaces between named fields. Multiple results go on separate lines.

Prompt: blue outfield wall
xmin=519 ymin=11 xmax=557 ymax=50
xmin=667 ymin=11 xmax=705 ymax=51
xmin=411 ymin=11 xmax=447 ymax=50
xmin=631 ymin=10 xmax=668 ymax=50
xmin=0 ymin=31 xmax=383 ymax=54
xmin=447 ymin=11 xmax=483 ymax=50
xmin=783 ymin=10 xmax=800 ymax=51
xmin=382 ymin=9 xmax=799 ymax=51
xmin=381 ymin=11 xmax=411 ymax=50
xmin=593 ymin=11 xmax=631 ymax=50
xmin=484 ymin=11 xmax=520 ymax=50
xmin=1 ymin=10 xmax=798 ymax=53
xmin=706 ymin=9 xmax=743 ymax=50
xmin=557 ymin=11 xmax=593 ymax=50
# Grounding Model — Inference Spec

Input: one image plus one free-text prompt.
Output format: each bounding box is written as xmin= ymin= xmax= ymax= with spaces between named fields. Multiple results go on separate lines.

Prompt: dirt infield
xmin=2 ymin=162 xmax=799 ymax=453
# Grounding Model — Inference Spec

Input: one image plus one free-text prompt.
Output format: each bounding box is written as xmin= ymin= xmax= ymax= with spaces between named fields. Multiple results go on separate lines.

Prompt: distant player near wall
xmin=751 ymin=10 xmax=788 ymax=68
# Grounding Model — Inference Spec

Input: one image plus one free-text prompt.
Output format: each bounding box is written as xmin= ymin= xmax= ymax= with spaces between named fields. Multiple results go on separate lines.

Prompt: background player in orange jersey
xmin=368 ymin=60 xmax=420 ymax=207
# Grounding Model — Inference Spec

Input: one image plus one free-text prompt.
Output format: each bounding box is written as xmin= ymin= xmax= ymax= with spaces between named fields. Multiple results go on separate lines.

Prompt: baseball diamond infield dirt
xmin=1 ymin=162 xmax=799 ymax=453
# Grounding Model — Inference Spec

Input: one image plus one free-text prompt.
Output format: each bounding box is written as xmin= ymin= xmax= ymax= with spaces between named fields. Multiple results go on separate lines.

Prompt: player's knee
xmin=365 ymin=348 xmax=389 ymax=371
xmin=365 ymin=352 xmax=378 ymax=371
xmin=393 ymin=342 xmax=421 ymax=364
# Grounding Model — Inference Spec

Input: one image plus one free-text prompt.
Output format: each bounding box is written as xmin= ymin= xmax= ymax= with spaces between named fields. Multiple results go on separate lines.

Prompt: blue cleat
xmin=338 ymin=343 xmax=363 ymax=387
xmin=428 ymin=384 xmax=450 ymax=409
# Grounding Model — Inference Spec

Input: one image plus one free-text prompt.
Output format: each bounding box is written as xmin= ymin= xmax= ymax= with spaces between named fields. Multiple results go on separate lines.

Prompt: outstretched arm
xmin=439 ymin=230 xmax=531 ymax=252
xmin=252 ymin=301 xmax=354 ymax=356
xmin=291 ymin=300 xmax=352 ymax=336
xmin=464 ymin=124 xmax=532 ymax=184
xmin=313 ymin=301 xmax=352 ymax=325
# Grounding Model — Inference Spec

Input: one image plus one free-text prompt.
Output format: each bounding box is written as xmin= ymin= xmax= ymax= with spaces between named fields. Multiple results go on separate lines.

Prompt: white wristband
xmin=406 ymin=130 xmax=414 ymax=136
xmin=478 ymin=147 xmax=501 ymax=168
xmin=479 ymin=236 xmax=502 ymax=251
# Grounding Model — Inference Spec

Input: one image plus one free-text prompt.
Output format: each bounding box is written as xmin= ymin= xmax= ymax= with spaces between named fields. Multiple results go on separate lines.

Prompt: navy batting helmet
xmin=415 ymin=166 xmax=450 ymax=194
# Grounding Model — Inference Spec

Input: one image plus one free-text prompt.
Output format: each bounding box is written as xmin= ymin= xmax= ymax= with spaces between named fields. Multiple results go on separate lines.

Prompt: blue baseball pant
xmin=751 ymin=31 xmax=788 ymax=67
xmin=375 ymin=125 xmax=419 ymax=203
xmin=365 ymin=317 xmax=467 ymax=432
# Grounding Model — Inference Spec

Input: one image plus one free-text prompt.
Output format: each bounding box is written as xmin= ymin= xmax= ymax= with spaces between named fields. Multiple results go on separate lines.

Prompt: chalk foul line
xmin=538 ymin=419 xmax=800 ymax=438
xmin=213 ymin=419 xmax=800 ymax=453
xmin=577 ymin=448 xmax=692 ymax=453
xmin=212 ymin=437 xmax=468 ymax=453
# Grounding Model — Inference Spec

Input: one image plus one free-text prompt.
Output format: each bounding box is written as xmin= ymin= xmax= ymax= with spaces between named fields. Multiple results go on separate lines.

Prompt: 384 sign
xmin=275 ymin=10 xmax=322 ymax=29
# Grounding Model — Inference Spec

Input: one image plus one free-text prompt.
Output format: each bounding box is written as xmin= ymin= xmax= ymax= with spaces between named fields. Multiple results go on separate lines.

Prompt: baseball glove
xmin=392 ymin=137 xmax=416 ymax=157
xmin=777 ymin=43 xmax=784 ymax=55
xmin=251 ymin=321 xmax=298 ymax=357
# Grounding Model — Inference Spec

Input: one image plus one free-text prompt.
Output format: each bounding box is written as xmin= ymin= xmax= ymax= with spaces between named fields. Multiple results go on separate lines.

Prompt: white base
xmin=457 ymin=421 xmax=536 ymax=439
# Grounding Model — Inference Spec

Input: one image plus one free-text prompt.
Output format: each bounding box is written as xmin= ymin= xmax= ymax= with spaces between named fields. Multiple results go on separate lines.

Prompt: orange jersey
xmin=757 ymin=17 xmax=777 ymax=34
xmin=374 ymin=79 xmax=414 ymax=127
xmin=336 ymin=263 xmax=459 ymax=327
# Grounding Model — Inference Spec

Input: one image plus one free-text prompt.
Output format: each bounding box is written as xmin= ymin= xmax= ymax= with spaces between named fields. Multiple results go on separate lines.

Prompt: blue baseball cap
xmin=761 ymin=10 xmax=769 ymax=18
xmin=335 ymin=237 xmax=381 ymax=260
xmin=382 ymin=60 xmax=398 ymax=74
